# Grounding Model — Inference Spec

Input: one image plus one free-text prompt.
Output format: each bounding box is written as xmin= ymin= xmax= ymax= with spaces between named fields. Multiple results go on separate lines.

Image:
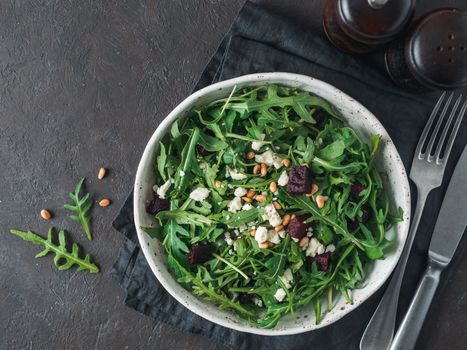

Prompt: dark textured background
xmin=1 ymin=1 xmax=466 ymax=349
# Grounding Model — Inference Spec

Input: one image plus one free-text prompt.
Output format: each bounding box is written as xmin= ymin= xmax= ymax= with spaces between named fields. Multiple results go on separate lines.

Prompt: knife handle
xmin=389 ymin=260 xmax=444 ymax=350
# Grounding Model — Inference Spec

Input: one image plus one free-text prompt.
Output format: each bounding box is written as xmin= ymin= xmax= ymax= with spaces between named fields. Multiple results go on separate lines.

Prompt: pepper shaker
xmin=385 ymin=8 xmax=467 ymax=91
xmin=323 ymin=0 xmax=415 ymax=54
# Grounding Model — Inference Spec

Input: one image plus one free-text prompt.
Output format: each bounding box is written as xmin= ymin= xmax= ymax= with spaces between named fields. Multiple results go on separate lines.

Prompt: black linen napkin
xmin=109 ymin=2 xmax=467 ymax=349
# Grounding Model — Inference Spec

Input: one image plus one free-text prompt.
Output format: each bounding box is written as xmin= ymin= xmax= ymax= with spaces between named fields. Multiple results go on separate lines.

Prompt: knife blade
xmin=429 ymin=145 xmax=467 ymax=265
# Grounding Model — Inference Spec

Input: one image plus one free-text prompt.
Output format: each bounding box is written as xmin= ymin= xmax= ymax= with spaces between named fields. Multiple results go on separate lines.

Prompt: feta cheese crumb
xmin=254 ymin=226 xmax=268 ymax=244
xmin=251 ymin=133 xmax=266 ymax=151
xmin=253 ymin=297 xmax=263 ymax=307
xmin=326 ymin=244 xmax=336 ymax=253
xmin=262 ymin=203 xmax=282 ymax=227
xmin=278 ymin=230 xmax=286 ymax=238
xmin=156 ymin=179 xmax=173 ymax=199
xmin=179 ymin=170 xmax=185 ymax=177
xmin=277 ymin=171 xmax=289 ymax=186
xmin=274 ymin=288 xmax=287 ymax=302
xmin=189 ymin=187 xmax=210 ymax=202
xmin=228 ymin=167 xmax=247 ymax=180
xmin=242 ymin=203 xmax=253 ymax=211
xmin=268 ymin=230 xmax=281 ymax=244
xmin=280 ymin=268 xmax=294 ymax=289
xmin=224 ymin=232 xmax=233 ymax=246
xmin=234 ymin=187 xmax=247 ymax=197
xmin=228 ymin=197 xmax=242 ymax=212
xmin=306 ymin=237 xmax=326 ymax=257
xmin=255 ymin=150 xmax=283 ymax=169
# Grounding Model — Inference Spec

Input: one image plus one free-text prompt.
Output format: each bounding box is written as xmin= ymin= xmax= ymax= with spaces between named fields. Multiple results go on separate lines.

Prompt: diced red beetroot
xmin=288 ymin=215 xmax=310 ymax=240
xmin=146 ymin=194 xmax=170 ymax=215
xmin=313 ymin=108 xmax=327 ymax=126
xmin=188 ymin=244 xmax=214 ymax=265
xmin=287 ymin=165 xmax=312 ymax=195
xmin=350 ymin=183 xmax=367 ymax=201
xmin=361 ymin=205 xmax=372 ymax=223
xmin=315 ymin=252 xmax=332 ymax=271
xmin=238 ymin=293 xmax=253 ymax=304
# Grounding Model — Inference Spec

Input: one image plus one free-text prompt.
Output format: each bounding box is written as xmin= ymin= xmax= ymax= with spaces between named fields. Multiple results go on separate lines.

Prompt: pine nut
xmin=273 ymin=201 xmax=281 ymax=210
xmin=269 ymin=181 xmax=277 ymax=193
xmin=282 ymin=214 xmax=291 ymax=226
xmin=246 ymin=151 xmax=255 ymax=160
xmin=282 ymin=158 xmax=291 ymax=167
xmin=306 ymin=183 xmax=319 ymax=197
xmin=253 ymin=164 xmax=261 ymax=175
xmin=301 ymin=163 xmax=309 ymax=168
xmin=98 ymin=167 xmax=106 ymax=180
xmin=299 ymin=237 xmax=310 ymax=248
xmin=275 ymin=225 xmax=284 ymax=233
xmin=40 ymin=209 xmax=52 ymax=221
xmin=258 ymin=242 xmax=270 ymax=249
xmin=316 ymin=195 xmax=326 ymax=209
xmin=260 ymin=163 xmax=267 ymax=177
xmin=250 ymin=228 xmax=256 ymax=237
xmin=255 ymin=194 xmax=266 ymax=203
xmin=241 ymin=196 xmax=252 ymax=203
xmin=291 ymin=214 xmax=296 ymax=220
xmin=99 ymin=199 xmax=111 ymax=207
xmin=215 ymin=180 xmax=222 ymax=188
xmin=246 ymin=189 xmax=256 ymax=198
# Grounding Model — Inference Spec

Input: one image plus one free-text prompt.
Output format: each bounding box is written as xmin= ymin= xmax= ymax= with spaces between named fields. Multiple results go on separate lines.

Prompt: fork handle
xmin=389 ymin=260 xmax=443 ymax=350
xmin=360 ymin=188 xmax=429 ymax=350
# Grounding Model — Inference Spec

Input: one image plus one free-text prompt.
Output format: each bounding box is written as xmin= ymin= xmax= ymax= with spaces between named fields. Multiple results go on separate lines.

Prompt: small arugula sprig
xmin=10 ymin=228 xmax=99 ymax=273
xmin=64 ymin=178 xmax=93 ymax=240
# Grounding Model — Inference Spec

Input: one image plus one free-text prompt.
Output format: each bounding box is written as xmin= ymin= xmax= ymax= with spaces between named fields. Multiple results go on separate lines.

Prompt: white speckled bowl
xmin=134 ymin=73 xmax=411 ymax=335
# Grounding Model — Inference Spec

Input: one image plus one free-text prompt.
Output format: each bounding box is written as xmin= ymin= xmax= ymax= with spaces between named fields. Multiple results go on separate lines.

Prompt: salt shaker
xmin=385 ymin=8 xmax=467 ymax=91
xmin=323 ymin=0 xmax=415 ymax=54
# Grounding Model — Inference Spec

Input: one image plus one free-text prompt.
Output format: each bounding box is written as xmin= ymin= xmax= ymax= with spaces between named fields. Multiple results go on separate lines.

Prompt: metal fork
xmin=360 ymin=92 xmax=467 ymax=350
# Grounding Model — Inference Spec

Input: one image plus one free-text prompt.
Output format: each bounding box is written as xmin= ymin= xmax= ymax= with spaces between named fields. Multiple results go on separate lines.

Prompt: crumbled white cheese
xmin=228 ymin=167 xmax=247 ymax=180
xmin=251 ymin=133 xmax=266 ymax=151
xmin=280 ymin=268 xmax=294 ymax=289
xmin=253 ymin=297 xmax=263 ymax=307
xmin=228 ymin=197 xmax=242 ymax=212
xmin=274 ymin=288 xmax=287 ymax=302
xmin=278 ymin=171 xmax=289 ymax=186
xmin=224 ymin=232 xmax=233 ymax=246
xmin=255 ymin=150 xmax=283 ymax=169
xmin=156 ymin=179 xmax=173 ymax=199
xmin=326 ymin=244 xmax=336 ymax=253
xmin=242 ymin=203 xmax=253 ymax=211
xmin=233 ymin=229 xmax=240 ymax=236
xmin=268 ymin=230 xmax=281 ymax=244
xmin=306 ymin=237 xmax=326 ymax=257
xmin=179 ymin=170 xmax=185 ymax=177
xmin=234 ymin=187 xmax=247 ymax=197
xmin=262 ymin=204 xmax=282 ymax=227
xmin=254 ymin=226 xmax=268 ymax=244
xmin=189 ymin=187 xmax=210 ymax=202
xmin=233 ymin=241 xmax=238 ymax=251
xmin=278 ymin=230 xmax=286 ymax=238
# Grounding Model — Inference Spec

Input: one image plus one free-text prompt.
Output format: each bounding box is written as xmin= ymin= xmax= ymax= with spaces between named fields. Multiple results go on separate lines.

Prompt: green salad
xmin=143 ymin=84 xmax=402 ymax=328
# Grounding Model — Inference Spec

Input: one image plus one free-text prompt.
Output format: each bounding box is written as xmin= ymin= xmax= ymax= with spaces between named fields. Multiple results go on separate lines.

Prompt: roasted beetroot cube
xmin=287 ymin=165 xmax=312 ymax=194
xmin=288 ymin=215 xmax=309 ymax=240
xmin=306 ymin=252 xmax=332 ymax=272
xmin=146 ymin=194 xmax=170 ymax=215
xmin=188 ymin=244 xmax=214 ymax=265
xmin=350 ymin=183 xmax=367 ymax=201
xmin=361 ymin=205 xmax=372 ymax=223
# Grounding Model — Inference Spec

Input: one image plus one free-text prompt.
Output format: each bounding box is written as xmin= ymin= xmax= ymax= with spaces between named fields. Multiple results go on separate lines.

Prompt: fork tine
xmin=415 ymin=91 xmax=446 ymax=158
xmin=434 ymin=94 xmax=462 ymax=160
xmin=440 ymin=100 xmax=467 ymax=163
xmin=425 ymin=92 xmax=454 ymax=157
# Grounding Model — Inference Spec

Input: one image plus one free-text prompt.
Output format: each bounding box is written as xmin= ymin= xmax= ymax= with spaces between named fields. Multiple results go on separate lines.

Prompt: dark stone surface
xmin=0 ymin=1 xmax=466 ymax=349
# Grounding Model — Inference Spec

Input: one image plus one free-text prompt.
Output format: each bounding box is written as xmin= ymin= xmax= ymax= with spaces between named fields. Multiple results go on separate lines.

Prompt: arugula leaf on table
xmin=10 ymin=228 xmax=99 ymax=273
xmin=64 ymin=177 xmax=93 ymax=240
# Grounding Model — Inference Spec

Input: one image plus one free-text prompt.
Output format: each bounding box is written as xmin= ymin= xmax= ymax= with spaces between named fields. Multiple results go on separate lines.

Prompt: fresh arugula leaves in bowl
xmin=134 ymin=73 xmax=410 ymax=335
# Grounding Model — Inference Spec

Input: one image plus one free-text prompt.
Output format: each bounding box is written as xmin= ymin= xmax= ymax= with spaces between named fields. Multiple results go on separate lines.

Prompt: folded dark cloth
xmin=109 ymin=2 xmax=467 ymax=349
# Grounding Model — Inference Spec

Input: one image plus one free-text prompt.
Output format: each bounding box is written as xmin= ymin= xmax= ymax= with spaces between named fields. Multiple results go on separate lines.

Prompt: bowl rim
xmin=133 ymin=72 xmax=411 ymax=336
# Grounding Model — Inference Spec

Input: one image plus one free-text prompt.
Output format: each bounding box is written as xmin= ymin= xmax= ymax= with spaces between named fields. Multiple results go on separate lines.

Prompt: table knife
xmin=390 ymin=145 xmax=467 ymax=350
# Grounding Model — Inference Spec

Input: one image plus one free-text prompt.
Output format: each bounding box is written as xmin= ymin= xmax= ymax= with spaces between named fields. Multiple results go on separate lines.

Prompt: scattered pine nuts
xmin=215 ymin=180 xmax=222 ymax=188
xmin=246 ymin=151 xmax=255 ymax=160
xmin=250 ymin=228 xmax=256 ymax=237
xmin=273 ymin=201 xmax=281 ymax=210
xmin=99 ymin=199 xmax=111 ymax=207
xmin=301 ymin=163 xmax=309 ymax=168
xmin=291 ymin=214 xmax=296 ymax=220
xmin=260 ymin=163 xmax=267 ymax=177
xmin=274 ymin=225 xmax=284 ymax=233
xmin=299 ymin=237 xmax=310 ymax=248
xmin=259 ymin=241 xmax=273 ymax=249
xmin=241 ymin=196 xmax=253 ymax=203
xmin=253 ymin=164 xmax=261 ymax=175
xmin=255 ymin=194 xmax=266 ymax=203
xmin=282 ymin=214 xmax=291 ymax=226
xmin=269 ymin=181 xmax=277 ymax=193
xmin=316 ymin=195 xmax=326 ymax=209
xmin=282 ymin=158 xmax=291 ymax=167
xmin=97 ymin=167 xmax=106 ymax=180
xmin=306 ymin=183 xmax=319 ymax=197
xmin=246 ymin=189 xmax=256 ymax=198
xmin=40 ymin=209 xmax=52 ymax=221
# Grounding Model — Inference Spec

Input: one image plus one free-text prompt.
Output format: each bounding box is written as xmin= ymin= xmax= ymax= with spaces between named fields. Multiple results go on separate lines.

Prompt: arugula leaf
xmin=64 ymin=178 xmax=93 ymax=240
xmin=156 ymin=209 xmax=212 ymax=227
xmin=157 ymin=142 xmax=168 ymax=181
xmin=174 ymin=127 xmax=201 ymax=193
xmin=220 ymin=209 xmax=259 ymax=227
xmin=10 ymin=228 xmax=99 ymax=273
xmin=318 ymin=140 xmax=345 ymax=160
